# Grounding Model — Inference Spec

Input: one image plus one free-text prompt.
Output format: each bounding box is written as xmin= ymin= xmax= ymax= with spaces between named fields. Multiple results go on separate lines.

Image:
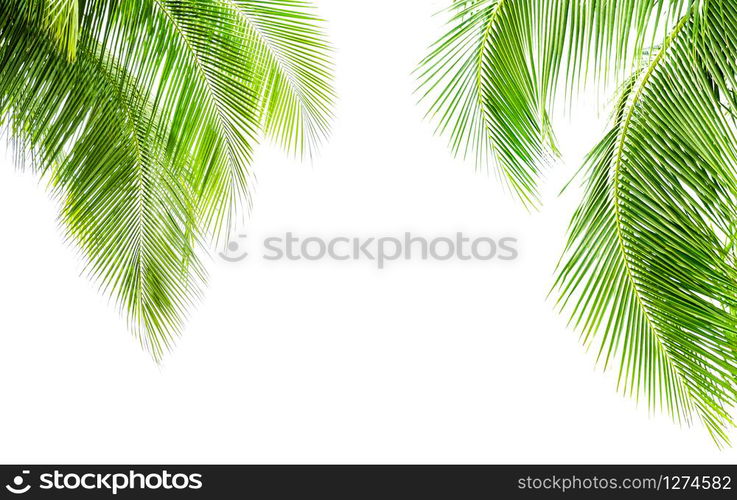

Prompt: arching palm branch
xmin=419 ymin=0 xmax=737 ymax=445
xmin=0 ymin=0 xmax=334 ymax=361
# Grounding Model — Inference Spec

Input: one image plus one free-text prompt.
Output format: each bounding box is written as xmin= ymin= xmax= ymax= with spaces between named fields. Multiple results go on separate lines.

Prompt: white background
xmin=1 ymin=0 xmax=736 ymax=463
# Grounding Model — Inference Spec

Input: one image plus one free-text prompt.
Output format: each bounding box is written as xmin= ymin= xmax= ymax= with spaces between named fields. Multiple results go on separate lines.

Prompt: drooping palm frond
xmin=0 ymin=15 xmax=204 ymax=358
xmin=0 ymin=0 xmax=334 ymax=360
xmin=417 ymin=0 xmax=689 ymax=207
xmin=554 ymin=5 xmax=737 ymax=444
xmin=421 ymin=0 xmax=737 ymax=443
xmin=557 ymin=33 xmax=727 ymax=442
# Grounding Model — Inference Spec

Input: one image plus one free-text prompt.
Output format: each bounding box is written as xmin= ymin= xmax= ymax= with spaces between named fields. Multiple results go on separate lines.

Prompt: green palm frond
xmin=0 ymin=0 xmax=334 ymax=360
xmin=555 ymin=3 xmax=737 ymax=445
xmin=421 ymin=0 xmax=737 ymax=443
xmin=417 ymin=0 xmax=689 ymax=207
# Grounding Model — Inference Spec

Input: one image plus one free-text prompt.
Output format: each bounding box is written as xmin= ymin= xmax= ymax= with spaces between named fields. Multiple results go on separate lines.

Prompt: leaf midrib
xmin=476 ymin=0 xmax=505 ymax=128
xmin=74 ymin=44 xmax=162 ymax=352
xmin=611 ymin=11 xmax=694 ymax=412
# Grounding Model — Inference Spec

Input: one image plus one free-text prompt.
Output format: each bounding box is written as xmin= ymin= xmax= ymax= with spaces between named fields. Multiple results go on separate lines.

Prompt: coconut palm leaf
xmin=555 ymin=3 xmax=737 ymax=445
xmin=417 ymin=0 xmax=689 ymax=207
xmin=421 ymin=0 xmax=737 ymax=443
xmin=0 ymin=0 xmax=334 ymax=360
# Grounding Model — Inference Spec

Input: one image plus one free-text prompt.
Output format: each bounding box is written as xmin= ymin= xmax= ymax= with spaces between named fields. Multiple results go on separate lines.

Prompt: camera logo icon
xmin=5 ymin=471 xmax=31 ymax=495
xmin=219 ymin=234 xmax=249 ymax=262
